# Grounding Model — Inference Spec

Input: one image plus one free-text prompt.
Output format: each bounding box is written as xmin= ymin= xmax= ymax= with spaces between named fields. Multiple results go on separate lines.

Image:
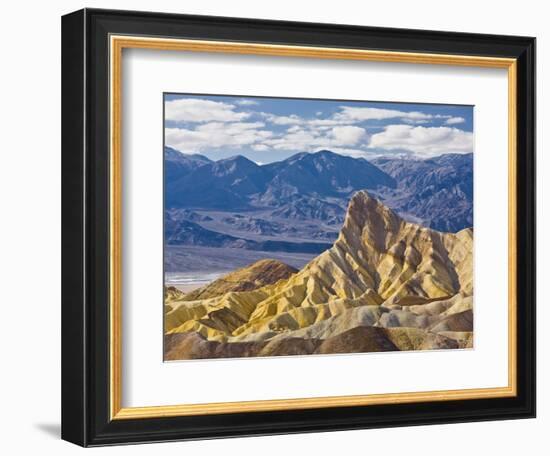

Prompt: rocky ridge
xmin=164 ymin=191 xmax=473 ymax=359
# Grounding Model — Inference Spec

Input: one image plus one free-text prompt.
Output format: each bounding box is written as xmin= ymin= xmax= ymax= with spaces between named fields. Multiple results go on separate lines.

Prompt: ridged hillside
xmin=164 ymin=191 xmax=473 ymax=360
xmin=174 ymin=259 xmax=298 ymax=302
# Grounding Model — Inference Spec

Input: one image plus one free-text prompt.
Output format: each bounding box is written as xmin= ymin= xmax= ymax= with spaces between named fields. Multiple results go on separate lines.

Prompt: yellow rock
xmin=165 ymin=191 xmax=473 ymax=353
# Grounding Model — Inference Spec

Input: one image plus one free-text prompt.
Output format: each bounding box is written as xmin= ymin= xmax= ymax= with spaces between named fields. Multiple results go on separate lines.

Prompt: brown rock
xmin=316 ymin=326 xmax=399 ymax=354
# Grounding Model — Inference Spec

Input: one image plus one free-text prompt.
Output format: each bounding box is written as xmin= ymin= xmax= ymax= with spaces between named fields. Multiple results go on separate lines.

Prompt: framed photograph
xmin=61 ymin=8 xmax=536 ymax=446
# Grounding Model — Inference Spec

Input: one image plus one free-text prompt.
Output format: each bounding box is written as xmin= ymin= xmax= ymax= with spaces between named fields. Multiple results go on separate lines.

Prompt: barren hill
xmin=174 ymin=259 xmax=298 ymax=302
xmin=164 ymin=191 xmax=473 ymax=360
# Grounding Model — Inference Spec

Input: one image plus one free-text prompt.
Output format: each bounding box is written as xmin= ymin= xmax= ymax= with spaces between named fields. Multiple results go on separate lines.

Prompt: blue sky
xmin=164 ymin=93 xmax=473 ymax=163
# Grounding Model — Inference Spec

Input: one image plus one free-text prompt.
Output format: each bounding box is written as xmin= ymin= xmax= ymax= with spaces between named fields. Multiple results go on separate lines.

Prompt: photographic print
xmin=163 ymin=94 xmax=474 ymax=361
xmin=62 ymin=12 xmax=535 ymax=444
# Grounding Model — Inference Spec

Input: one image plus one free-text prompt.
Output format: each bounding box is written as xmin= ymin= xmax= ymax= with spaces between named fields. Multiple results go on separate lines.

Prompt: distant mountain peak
xmin=216 ymin=155 xmax=260 ymax=168
xmin=280 ymin=152 xmax=308 ymax=164
xmin=165 ymin=149 xmax=471 ymax=232
xmin=291 ymin=150 xmax=348 ymax=162
xmin=218 ymin=154 xmax=251 ymax=163
xmin=164 ymin=146 xmax=211 ymax=164
xmin=212 ymin=155 xmax=261 ymax=178
xmin=313 ymin=149 xmax=340 ymax=157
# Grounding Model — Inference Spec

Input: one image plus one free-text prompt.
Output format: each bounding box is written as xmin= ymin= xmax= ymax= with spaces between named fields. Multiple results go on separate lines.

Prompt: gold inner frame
xmin=109 ymin=35 xmax=518 ymax=420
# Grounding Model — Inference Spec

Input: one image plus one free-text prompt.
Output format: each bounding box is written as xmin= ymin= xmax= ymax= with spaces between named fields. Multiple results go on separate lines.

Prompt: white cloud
xmin=403 ymin=118 xmax=430 ymax=125
xmin=329 ymin=126 xmax=367 ymax=145
xmin=165 ymin=122 xmax=273 ymax=152
xmin=263 ymin=125 xmax=367 ymax=152
xmin=445 ymin=116 xmax=466 ymax=125
xmin=328 ymin=106 xmax=468 ymax=127
xmin=164 ymin=101 xmax=471 ymax=159
xmin=368 ymin=125 xmax=473 ymax=157
xmin=264 ymin=129 xmax=318 ymax=150
xmin=264 ymin=113 xmax=304 ymax=125
xmin=165 ymin=98 xmax=249 ymax=123
xmin=258 ymin=106 xmax=465 ymax=129
xmin=286 ymin=125 xmax=302 ymax=133
xmin=334 ymin=107 xmax=434 ymax=123
xmin=236 ymin=99 xmax=259 ymax=106
xmin=307 ymin=118 xmax=343 ymax=127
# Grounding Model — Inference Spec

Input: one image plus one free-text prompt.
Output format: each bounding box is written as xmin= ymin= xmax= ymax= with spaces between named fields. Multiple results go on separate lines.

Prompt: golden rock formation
xmin=175 ymin=259 xmax=297 ymax=302
xmin=164 ymin=191 xmax=473 ymax=359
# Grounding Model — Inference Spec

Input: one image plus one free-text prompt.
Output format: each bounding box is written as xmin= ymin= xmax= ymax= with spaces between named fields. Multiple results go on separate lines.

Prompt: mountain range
xmin=164 ymin=217 xmax=331 ymax=254
xmin=372 ymin=153 xmax=473 ymax=232
xmin=164 ymin=191 xmax=473 ymax=360
xmin=164 ymin=147 xmax=473 ymax=252
xmin=165 ymin=147 xmax=395 ymax=209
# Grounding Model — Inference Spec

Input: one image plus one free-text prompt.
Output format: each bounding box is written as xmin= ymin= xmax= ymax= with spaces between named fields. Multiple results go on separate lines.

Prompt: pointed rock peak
xmin=350 ymin=189 xmax=374 ymax=203
xmin=347 ymin=191 xmax=397 ymax=218
xmin=341 ymin=191 xmax=403 ymax=241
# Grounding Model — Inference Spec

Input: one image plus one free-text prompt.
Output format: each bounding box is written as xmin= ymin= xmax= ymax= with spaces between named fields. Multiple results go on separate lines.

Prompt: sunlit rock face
xmin=164 ymin=191 xmax=473 ymax=360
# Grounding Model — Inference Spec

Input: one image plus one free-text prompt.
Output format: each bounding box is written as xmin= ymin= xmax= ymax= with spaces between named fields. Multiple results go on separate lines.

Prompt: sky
xmin=164 ymin=93 xmax=474 ymax=164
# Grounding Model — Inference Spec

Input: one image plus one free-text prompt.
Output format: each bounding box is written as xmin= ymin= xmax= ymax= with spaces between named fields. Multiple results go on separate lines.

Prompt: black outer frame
xmin=61 ymin=8 xmax=536 ymax=447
